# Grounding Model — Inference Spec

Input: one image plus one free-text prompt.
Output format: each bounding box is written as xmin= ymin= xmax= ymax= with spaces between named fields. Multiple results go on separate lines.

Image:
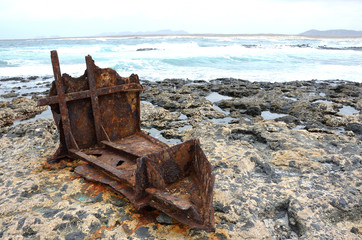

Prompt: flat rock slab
xmin=0 ymin=79 xmax=361 ymax=239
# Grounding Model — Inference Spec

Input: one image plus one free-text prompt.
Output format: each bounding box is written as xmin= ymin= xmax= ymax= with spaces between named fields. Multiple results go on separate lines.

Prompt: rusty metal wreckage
xmin=38 ymin=50 xmax=215 ymax=232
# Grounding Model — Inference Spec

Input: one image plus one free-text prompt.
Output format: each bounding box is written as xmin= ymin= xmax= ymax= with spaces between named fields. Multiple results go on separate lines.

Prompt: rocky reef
xmin=0 ymin=78 xmax=361 ymax=239
xmin=0 ymin=97 xmax=47 ymax=128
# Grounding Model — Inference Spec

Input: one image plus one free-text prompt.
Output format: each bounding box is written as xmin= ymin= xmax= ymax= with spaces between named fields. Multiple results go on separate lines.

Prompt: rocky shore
xmin=0 ymin=77 xmax=361 ymax=239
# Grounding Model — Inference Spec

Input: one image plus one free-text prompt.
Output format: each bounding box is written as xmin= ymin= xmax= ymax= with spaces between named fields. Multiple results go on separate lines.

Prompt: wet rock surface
xmin=0 ymin=77 xmax=361 ymax=239
xmin=0 ymin=97 xmax=47 ymax=128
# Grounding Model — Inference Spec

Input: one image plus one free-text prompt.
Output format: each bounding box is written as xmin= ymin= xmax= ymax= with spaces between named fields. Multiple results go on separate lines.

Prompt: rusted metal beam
xmin=50 ymin=50 xmax=79 ymax=150
xmin=85 ymin=55 xmax=103 ymax=144
xmin=38 ymin=84 xmax=145 ymax=106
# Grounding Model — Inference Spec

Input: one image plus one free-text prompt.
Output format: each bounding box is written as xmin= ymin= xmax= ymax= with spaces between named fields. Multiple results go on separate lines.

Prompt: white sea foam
xmin=1 ymin=36 xmax=362 ymax=82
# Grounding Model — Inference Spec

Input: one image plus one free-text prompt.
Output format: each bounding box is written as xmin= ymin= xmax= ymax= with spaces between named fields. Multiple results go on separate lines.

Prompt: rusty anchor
xmin=38 ymin=51 xmax=215 ymax=232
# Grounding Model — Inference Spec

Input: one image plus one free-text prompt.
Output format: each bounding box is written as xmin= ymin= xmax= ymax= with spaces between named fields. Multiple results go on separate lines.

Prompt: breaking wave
xmin=1 ymin=36 xmax=362 ymax=82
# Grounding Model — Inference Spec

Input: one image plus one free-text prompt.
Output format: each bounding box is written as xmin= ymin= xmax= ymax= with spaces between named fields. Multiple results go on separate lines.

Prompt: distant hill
xmin=96 ymin=29 xmax=189 ymax=37
xmin=300 ymin=29 xmax=362 ymax=37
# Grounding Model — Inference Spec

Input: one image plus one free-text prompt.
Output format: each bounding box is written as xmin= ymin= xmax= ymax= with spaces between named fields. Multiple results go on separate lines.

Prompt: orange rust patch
xmin=81 ymin=181 xmax=110 ymax=197
xmin=166 ymin=224 xmax=190 ymax=235
xmin=89 ymin=222 xmax=120 ymax=239
xmin=42 ymin=158 xmax=79 ymax=170
xmin=68 ymin=174 xmax=81 ymax=181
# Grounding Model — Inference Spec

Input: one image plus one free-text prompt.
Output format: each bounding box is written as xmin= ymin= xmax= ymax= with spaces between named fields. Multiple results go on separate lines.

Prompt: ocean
xmin=1 ymin=35 xmax=362 ymax=83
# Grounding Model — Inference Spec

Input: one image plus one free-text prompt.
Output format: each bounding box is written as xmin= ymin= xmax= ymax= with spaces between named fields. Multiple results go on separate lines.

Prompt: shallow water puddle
xmin=205 ymin=92 xmax=232 ymax=115
xmin=293 ymin=125 xmax=306 ymax=130
xmin=178 ymin=113 xmax=188 ymax=120
xmin=313 ymin=100 xmax=333 ymax=104
xmin=147 ymin=128 xmax=181 ymax=145
xmin=178 ymin=125 xmax=192 ymax=132
xmin=213 ymin=104 xmax=229 ymax=114
xmin=141 ymin=100 xmax=153 ymax=106
xmin=284 ymin=96 xmax=297 ymax=101
xmin=261 ymin=111 xmax=288 ymax=120
xmin=0 ymin=77 xmax=52 ymax=101
xmin=338 ymin=105 xmax=359 ymax=115
xmin=205 ymin=92 xmax=232 ymax=103
xmin=13 ymin=107 xmax=52 ymax=126
xmin=210 ymin=117 xmax=237 ymax=124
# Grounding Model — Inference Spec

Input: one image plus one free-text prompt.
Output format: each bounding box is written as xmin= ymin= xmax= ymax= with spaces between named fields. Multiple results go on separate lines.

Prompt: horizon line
xmin=2 ymin=32 xmax=362 ymax=41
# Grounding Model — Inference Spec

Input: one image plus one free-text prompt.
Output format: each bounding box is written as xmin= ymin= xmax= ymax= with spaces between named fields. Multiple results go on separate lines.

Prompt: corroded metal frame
xmin=38 ymin=50 xmax=215 ymax=232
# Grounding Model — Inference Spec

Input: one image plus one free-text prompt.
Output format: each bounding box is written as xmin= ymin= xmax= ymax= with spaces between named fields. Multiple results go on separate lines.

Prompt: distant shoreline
xmin=2 ymin=33 xmax=362 ymax=42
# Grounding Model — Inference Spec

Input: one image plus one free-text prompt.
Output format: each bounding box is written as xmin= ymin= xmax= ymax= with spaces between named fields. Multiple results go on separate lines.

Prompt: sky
xmin=0 ymin=0 xmax=362 ymax=39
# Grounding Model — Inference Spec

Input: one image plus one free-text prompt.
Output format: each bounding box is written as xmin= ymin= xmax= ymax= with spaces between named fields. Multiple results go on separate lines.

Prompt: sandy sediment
xmin=0 ymin=78 xmax=361 ymax=239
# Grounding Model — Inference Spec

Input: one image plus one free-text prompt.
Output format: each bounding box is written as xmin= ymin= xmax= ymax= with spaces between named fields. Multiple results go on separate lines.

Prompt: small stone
xmin=93 ymin=192 xmax=103 ymax=202
xmin=31 ymin=184 xmax=39 ymax=191
xmin=76 ymin=210 xmax=89 ymax=219
xmin=245 ymin=106 xmax=261 ymax=116
xmin=266 ymin=126 xmax=279 ymax=132
xmin=214 ymin=201 xmax=231 ymax=213
xmin=17 ymin=217 xmax=26 ymax=230
xmin=135 ymin=226 xmax=151 ymax=238
xmin=108 ymin=195 xmax=127 ymax=207
xmin=156 ymin=212 xmax=173 ymax=225
xmin=62 ymin=214 xmax=76 ymax=221
xmin=22 ymin=226 xmax=37 ymax=237
xmin=350 ymin=227 xmax=359 ymax=234
xmin=33 ymin=218 xmax=42 ymax=224
xmin=276 ymin=115 xmax=299 ymax=124
xmin=60 ymin=184 xmax=68 ymax=192
xmin=289 ymin=231 xmax=298 ymax=239
xmin=43 ymin=208 xmax=62 ymax=218
xmin=53 ymin=223 xmax=67 ymax=231
xmin=241 ymin=220 xmax=255 ymax=230
xmin=346 ymin=131 xmax=355 ymax=137
xmin=311 ymin=223 xmax=321 ymax=231
xmin=214 ymin=161 xmax=228 ymax=170
xmin=289 ymin=161 xmax=297 ymax=168
xmin=65 ymin=231 xmax=86 ymax=240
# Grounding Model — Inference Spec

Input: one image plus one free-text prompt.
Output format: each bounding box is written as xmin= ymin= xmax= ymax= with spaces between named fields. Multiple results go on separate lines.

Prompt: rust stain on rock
xmin=38 ymin=50 xmax=216 ymax=232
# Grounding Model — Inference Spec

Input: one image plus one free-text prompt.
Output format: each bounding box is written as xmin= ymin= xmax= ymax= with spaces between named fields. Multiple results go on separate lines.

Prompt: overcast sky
xmin=0 ymin=0 xmax=361 ymax=39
